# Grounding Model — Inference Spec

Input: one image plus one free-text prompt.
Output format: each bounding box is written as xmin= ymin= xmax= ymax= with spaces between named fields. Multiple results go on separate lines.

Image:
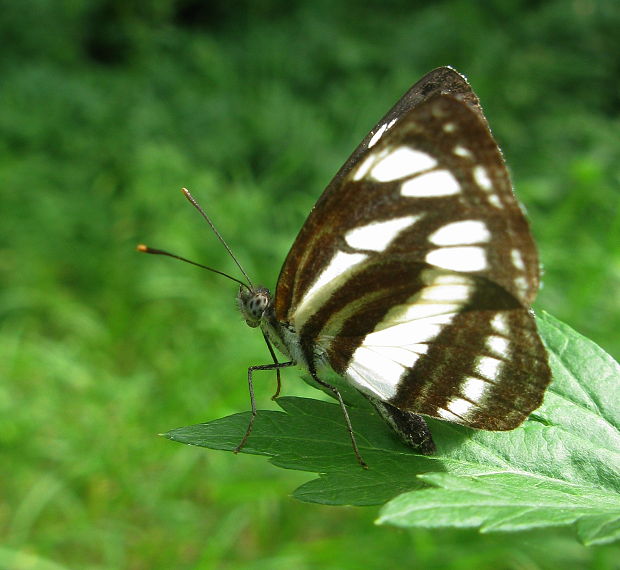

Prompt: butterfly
xmin=140 ymin=66 xmax=551 ymax=468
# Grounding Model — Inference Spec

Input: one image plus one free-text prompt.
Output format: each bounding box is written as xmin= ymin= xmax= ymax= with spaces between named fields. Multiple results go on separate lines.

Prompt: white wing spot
xmin=514 ymin=275 xmax=529 ymax=293
xmin=383 ymin=272 xmax=472 ymax=323
xmin=370 ymin=147 xmax=437 ymax=182
xmin=426 ymin=246 xmax=487 ymax=272
xmin=486 ymin=335 xmax=510 ymax=358
xmin=437 ymin=408 xmax=461 ymax=422
xmin=491 ymin=314 xmax=510 ymax=335
xmin=443 ymin=122 xmax=456 ymax=133
xmin=461 ymin=377 xmax=488 ymax=402
xmin=401 ymin=169 xmax=460 ymax=197
xmin=367 ymin=118 xmax=397 ymax=148
xmin=474 ymin=165 xmax=493 ymax=192
xmin=345 ymin=215 xmax=422 ymax=252
xmin=352 ymin=151 xmax=382 ymax=181
xmin=346 ymin=350 xmax=409 ymax=400
xmin=296 ymin=251 xmax=368 ymax=327
xmin=476 ymin=356 xmax=503 ymax=381
xmin=453 ymin=145 xmax=473 ymax=158
xmin=429 ymin=220 xmax=490 ymax=246
xmin=421 ymin=280 xmax=471 ymax=303
xmin=446 ymin=397 xmax=475 ymax=418
xmin=511 ymin=248 xmax=526 ymax=271
xmin=488 ymin=194 xmax=503 ymax=208
xmin=368 ymin=124 xmax=388 ymax=149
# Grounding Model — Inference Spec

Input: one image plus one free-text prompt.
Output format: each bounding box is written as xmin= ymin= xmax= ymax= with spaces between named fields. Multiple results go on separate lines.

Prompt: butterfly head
xmin=237 ymin=286 xmax=272 ymax=328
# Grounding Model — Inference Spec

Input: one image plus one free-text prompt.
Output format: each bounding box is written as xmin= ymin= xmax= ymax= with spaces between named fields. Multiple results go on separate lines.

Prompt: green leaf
xmin=164 ymin=312 xmax=620 ymax=544
xmin=377 ymin=472 xmax=620 ymax=543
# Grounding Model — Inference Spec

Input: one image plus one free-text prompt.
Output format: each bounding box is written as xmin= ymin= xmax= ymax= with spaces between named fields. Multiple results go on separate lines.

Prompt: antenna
xmin=136 ymin=245 xmax=250 ymax=290
xmin=181 ymin=188 xmax=254 ymax=289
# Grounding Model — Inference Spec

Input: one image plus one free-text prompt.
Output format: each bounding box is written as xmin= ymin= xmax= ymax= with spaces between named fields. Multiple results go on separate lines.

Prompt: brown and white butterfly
xmin=141 ymin=67 xmax=551 ymax=467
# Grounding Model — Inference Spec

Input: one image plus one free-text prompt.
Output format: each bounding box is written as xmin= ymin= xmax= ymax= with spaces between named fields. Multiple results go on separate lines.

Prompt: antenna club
xmin=181 ymin=187 xmax=201 ymax=209
xmin=136 ymin=244 xmax=149 ymax=252
xmin=181 ymin=187 xmax=194 ymax=201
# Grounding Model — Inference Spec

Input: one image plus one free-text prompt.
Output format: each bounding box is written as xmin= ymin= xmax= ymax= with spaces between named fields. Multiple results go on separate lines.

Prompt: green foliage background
xmin=1 ymin=1 xmax=619 ymax=568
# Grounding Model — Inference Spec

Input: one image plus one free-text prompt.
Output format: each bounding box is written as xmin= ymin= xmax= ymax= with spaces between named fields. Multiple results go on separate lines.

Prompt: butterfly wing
xmin=274 ymin=68 xmax=550 ymax=430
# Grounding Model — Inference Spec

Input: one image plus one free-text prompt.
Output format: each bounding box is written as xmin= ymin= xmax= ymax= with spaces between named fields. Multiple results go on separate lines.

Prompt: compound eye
xmin=237 ymin=288 xmax=271 ymax=328
xmin=248 ymin=294 xmax=268 ymax=319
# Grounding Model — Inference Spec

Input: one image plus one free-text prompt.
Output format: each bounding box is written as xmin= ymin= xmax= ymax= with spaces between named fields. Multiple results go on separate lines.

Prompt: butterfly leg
xmin=234 ymin=361 xmax=295 ymax=454
xmin=311 ymin=372 xmax=369 ymax=469
xmin=261 ymin=330 xmax=283 ymax=400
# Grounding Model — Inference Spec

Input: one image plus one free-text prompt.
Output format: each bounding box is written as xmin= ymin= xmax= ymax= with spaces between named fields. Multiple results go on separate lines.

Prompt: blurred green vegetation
xmin=1 ymin=1 xmax=619 ymax=568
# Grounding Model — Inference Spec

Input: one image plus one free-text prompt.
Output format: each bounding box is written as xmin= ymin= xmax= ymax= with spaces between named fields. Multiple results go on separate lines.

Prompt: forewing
xmin=276 ymin=92 xmax=540 ymax=325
